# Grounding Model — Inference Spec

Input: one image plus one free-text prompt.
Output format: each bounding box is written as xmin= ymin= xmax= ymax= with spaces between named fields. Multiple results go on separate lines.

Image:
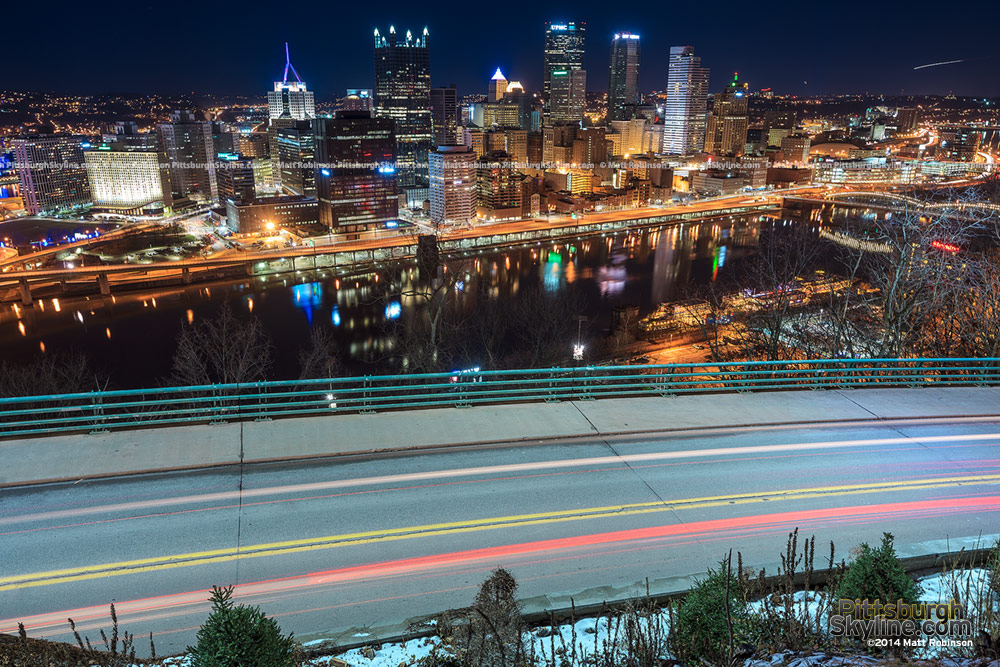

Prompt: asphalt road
xmin=2 ymin=417 xmax=999 ymax=655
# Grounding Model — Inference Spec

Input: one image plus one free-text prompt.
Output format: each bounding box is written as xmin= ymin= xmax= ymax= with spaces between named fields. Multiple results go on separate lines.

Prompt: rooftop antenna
xmin=283 ymin=42 xmax=302 ymax=83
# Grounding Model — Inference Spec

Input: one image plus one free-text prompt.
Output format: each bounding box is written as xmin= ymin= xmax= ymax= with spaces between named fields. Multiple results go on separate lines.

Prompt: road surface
xmin=2 ymin=416 xmax=999 ymax=654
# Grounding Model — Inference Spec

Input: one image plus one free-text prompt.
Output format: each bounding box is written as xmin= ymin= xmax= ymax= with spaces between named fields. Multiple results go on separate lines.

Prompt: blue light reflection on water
xmin=292 ymin=282 xmax=322 ymax=324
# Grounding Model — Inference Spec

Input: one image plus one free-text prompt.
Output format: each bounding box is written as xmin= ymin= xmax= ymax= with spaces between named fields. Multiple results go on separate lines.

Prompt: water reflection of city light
xmin=543 ymin=258 xmax=562 ymax=293
xmin=384 ymin=301 xmax=402 ymax=319
xmin=597 ymin=265 xmax=626 ymax=296
xmin=331 ymin=307 xmax=341 ymax=327
xmin=292 ymin=282 xmax=322 ymax=324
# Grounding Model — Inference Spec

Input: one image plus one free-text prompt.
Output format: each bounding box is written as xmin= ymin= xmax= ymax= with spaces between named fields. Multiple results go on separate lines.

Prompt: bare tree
xmin=297 ymin=325 xmax=342 ymax=379
xmin=169 ymin=302 xmax=272 ymax=385
xmin=608 ymin=305 xmax=640 ymax=358
xmin=452 ymin=290 xmax=516 ymax=370
xmin=959 ymin=255 xmax=1000 ymax=358
xmin=0 ymin=352 xmax=101 ymax=398
xmin=714 ymin=223 xmax=825 ymax=362
xmin=511 ymin=288 xmax=587 ymax=368
xmin=834 ymin=195 xmax=985 ymax=358
xmin=379 ymin=258 xmax=469 ymax=372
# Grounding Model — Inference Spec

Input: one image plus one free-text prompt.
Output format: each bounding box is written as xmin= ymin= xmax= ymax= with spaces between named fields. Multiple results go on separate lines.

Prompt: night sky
xmin=9 ymin=0 xmax=999 ymax=98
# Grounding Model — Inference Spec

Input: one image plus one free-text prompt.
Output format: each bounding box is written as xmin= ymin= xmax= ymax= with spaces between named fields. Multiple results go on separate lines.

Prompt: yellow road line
xmin=3 ymin=473 xmax=998 ymax=592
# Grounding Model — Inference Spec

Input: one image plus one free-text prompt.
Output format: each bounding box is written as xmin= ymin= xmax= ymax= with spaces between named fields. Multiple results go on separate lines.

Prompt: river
xmin=0 ymin=214 xmax=772 ymax=388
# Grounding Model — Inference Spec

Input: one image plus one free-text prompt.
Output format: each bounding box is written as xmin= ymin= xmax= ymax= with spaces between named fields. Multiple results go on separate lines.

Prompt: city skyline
xmin=6 ymin=0 xmax=999 ymax=98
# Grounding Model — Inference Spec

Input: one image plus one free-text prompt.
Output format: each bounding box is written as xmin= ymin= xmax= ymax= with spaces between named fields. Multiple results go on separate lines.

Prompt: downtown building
xmin=268 ymin=43 xmax=316 ymax=120
xmin=939 ymin=127 xmax=981 ymax=162
xmin=544 ymin=21 xmax=586 ymax=125
xmin=609 ymin=118 xmax=659 ymax=156
xmin=489 ymin=68 xmax=508 ymax=102
xmin=430 ymin=85 xmax=461 ymax=146
xmin=267 ymin=44 xmax=315 ymax=191
xmin=429 ymin=145 xmax=476 ymax=225
xmin=276 ymin=120 xmax=316 ymax=196
xmin=704 ymin=73 xmax=749 ymax=157
xmin=780 ymin=134 xmax=811 ymax=164
xmin=374 ymin=26 xmax=433 ymax=194
xmin=477 ymin=150 xmax=522 ymax=220
xmin=225 ymin=195 xmax=318 ymax=234
xmin=156 ymin=110 xmax=218 ymax=204
xmin=607 ymin=33 xmax=640 ymax=122
xmin=84 ymin=126 xmax=173 ymax=216
xmin=215 ymin=152 xmax=256 ymax=204
xmin=483 ymin=81 xmax=533 ymax=131
xmin=662 ymin=46 xmax=710 ymax=155
xmin=313 ymin=111 xmax=399 ymax=235
xmin=548 ymin=70 xmax=586 ymax=125
xmin=341 ymin=89 xmax=375 ymax=113
xmin=12 ymin=135 xmax=91 ymax=215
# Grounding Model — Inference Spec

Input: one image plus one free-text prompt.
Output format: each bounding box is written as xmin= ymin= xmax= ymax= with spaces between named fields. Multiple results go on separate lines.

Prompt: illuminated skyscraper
xmin=314 ymin=111 xmax=398 ymax=235
xmin=374 ymin=25 xmax=433 ymax=189
xmin=489 ymin=68 xmax=508 ymax=101
xmin=548 ymin=69 xmax=586 ymax=124
xmin=429 ymin=145 xmax=476 ymax=225
xmin=484 ymin=84 xmax=532 ymax=130
xmin=607 ymin=33 xmax=640 ymax=122
xmin=430 ymin=85 xmax=460 ymax=145
xmin=342 ymin=89 xmax=374 ymax=112
xmin=12 ymin=135 xmax=91 ymax=214
xmin=477 ymin=150 xmax=522 ymax=220
xmin=276 ymin=119 xmax=315 ymax=196
xmin=662 ymin=46 xmax=710 ymax=155
xmin=215 ymin=153 xmax=256 ymax=204
xmin=156 ymin=110 xmax=218 ymax=203
xmin=704 ymin=73 xmax=749 ymax=157
xmin=84 ymin=129 xmax=172 ymax=215
xmin=267 ymin=43 xmax=315 ymax=121
xmin=544 ymin=21 xmax=585 ymax=122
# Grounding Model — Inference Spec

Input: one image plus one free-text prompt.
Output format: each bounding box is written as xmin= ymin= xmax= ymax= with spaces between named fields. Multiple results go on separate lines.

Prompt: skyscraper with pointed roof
xmin=374 ymin=25 xmax=433 ymax=190
xmin=489 ymin=68 xmax=508 ymax=101
xmin=267 ymin=43 xmax=315 ymax=121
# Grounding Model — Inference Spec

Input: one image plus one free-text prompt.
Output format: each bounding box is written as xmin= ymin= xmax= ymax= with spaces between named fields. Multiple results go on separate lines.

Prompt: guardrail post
xmin=360 ymin=376 xmax=376 ymax=414
xmin=657 ymin=366 xmax=674 ymax=397
xmin=456 ymin=373 xmax=471 ymax=408
xmin=811 ymin=362 xmax=825 ymax=390
xmin=210 ymin=384 xmax=227 ymax=424
xmin=545 ymin=369 xmax=559 ymax=403
xmin=254 ymin=381 xmax=271 ymax=421
xmin=89 ymin=391 xmax=109 ymax=434
xmin=836 ymin=360 xmax=851 ymax=390
xmin=735 ymin=363 xmax=752 ymax=393
xmin=975 ymin=361 xmax=990 ymax=387
xmin=580 ymin=367 xmax=594 ymax=400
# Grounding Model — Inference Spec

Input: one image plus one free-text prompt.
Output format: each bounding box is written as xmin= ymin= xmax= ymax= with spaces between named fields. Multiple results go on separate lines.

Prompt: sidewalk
xmin=1 ymin=386 xmax=998 ymax=487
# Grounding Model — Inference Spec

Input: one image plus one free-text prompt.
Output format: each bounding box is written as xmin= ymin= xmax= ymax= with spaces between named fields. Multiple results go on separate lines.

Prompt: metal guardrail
xmin=0 ymin=358 xmax=997 ymax=439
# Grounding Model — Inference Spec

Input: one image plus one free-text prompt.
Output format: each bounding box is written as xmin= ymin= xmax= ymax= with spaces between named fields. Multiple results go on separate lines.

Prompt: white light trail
xmin=913 ymin=59 xmax=964 ymax=70
xmin=4 ymin=431 xmax=1000 ymax=526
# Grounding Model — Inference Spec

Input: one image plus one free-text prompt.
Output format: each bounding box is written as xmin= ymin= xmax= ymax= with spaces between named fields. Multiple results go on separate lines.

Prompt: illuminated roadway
xmin=2 ymin=416 xmax=999 ymax=653
xmin=0 ymin=191 xmax=805 ymax=291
